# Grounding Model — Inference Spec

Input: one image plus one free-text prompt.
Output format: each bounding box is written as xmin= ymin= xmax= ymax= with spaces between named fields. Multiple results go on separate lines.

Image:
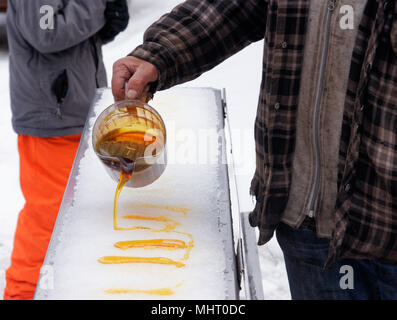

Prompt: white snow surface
xmin=37 ymin=88 xmax=235 ymax=300
xmin=0 ymin=0 xmax=290 ymax=299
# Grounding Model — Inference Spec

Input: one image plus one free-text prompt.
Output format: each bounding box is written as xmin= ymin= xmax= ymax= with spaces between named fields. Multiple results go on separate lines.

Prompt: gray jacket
xmin=7 ymin=0 xmax=108 ymax=137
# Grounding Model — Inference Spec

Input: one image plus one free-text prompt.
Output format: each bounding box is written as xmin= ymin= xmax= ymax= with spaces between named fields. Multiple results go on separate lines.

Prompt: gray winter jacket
xmin=7 ymin=0 xmax=108 ymax=137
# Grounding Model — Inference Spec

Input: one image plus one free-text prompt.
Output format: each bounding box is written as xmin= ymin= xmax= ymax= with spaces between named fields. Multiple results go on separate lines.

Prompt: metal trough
xmin=34 ymin=87 xmax=263 ymax=300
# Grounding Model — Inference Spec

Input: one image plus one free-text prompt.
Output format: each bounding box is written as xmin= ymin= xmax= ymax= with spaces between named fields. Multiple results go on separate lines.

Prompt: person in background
xmin=112 ymin=0 xmax=397 ymax=299
xmin=4 ymin=0 xmax=129 ymax=300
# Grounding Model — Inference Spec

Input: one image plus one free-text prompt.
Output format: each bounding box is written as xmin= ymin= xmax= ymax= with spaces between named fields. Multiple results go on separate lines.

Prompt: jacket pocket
xmin=51 ymin=69 xmax=69 ymax=118
xmin=39 ymin=68 xmax=70 ymax=119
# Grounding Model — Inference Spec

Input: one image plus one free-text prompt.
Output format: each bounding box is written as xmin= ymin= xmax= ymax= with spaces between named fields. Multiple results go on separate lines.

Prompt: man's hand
xmin=112 ymin=56 xmax=159 ymax=101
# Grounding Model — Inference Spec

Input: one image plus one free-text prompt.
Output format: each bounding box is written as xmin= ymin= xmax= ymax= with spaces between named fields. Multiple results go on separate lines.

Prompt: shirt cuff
xmin=128 ymin=42 xmax=177 ymax=92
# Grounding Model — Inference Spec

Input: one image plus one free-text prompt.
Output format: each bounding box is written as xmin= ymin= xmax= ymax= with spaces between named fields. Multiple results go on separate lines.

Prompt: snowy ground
xmin=0 ymin=1 xmax=290 ymax=299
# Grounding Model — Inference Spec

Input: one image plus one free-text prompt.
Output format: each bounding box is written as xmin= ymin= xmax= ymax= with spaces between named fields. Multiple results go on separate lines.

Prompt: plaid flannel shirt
xmin=328 ymin=0 xmax=397 ymax=265
xmin=130 ymin=0 xmax=397 ymax=265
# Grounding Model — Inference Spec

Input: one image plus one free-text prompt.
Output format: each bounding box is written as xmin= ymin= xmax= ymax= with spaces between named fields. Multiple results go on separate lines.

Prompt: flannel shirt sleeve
xmin=390 ymin=2 xmax=397 ymax=53
xmin=129 ymin=0 xmax=267 ymax=90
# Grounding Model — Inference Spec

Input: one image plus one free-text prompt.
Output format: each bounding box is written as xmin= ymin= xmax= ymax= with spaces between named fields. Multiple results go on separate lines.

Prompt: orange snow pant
xmin=4 ymin=134 xmax=81 ymax=300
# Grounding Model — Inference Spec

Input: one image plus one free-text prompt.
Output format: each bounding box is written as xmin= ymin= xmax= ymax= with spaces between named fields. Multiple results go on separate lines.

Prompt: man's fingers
xmin=112 ymin=59 xmax=136 ymax=101
xmin=112 ymin=75 xmax=128 ymax=101
xmin=112 ymin=56 xmax=158 ymax=101
xmin=125 ymin=65 xmax=156 ymax=100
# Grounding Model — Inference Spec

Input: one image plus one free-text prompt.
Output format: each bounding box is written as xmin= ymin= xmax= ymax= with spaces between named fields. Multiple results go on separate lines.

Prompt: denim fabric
xmin=276 ymin=221 xmax=397 ymax=300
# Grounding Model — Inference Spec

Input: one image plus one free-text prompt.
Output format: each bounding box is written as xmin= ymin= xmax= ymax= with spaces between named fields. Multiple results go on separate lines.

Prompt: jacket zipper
xmin=90 ymin=37 xmax=100 ymax=88
xmin=307 ymin=0 xmax=336 ymax=218
xmin=56 ymin=103 xmax=62 ymax=119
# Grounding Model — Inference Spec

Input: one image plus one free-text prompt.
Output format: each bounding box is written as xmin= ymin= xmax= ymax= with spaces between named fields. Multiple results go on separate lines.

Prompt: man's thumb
xmin=125 ymin=67 xmax=151 ymax=100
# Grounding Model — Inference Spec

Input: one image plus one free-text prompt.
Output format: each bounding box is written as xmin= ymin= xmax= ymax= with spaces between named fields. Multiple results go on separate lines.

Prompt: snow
xmin=0 ymin=0 xmax=290 ymax=300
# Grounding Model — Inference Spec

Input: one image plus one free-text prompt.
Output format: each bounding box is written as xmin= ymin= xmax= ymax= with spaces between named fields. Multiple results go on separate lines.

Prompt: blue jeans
xmin=276 ymin=221 xmax=397 ymax=300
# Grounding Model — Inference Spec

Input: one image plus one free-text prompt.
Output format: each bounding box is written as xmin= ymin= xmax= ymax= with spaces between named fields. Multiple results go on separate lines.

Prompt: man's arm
xmin=11 ymin=0 xmax=108 ymax=54
xmin=113 ymin=0 xmax=267 ymax=101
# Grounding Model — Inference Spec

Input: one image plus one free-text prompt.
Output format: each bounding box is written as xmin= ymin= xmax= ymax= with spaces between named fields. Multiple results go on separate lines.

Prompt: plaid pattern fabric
xmin=131 ymin=0 xmax=267 ymax=90
xmin=328 ymin=0 xmax=397 ymax=265
xmin=130 ymin=0 xmax=310 ymax=245
xmin=248 ymin=0 xmax=310 ymax=245
xmin=130 ymin=0 xmax=397 ymax=264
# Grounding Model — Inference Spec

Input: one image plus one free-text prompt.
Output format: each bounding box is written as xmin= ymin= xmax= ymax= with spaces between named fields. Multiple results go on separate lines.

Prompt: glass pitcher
xmin=92 ymin=99 xmax=167 ymax=188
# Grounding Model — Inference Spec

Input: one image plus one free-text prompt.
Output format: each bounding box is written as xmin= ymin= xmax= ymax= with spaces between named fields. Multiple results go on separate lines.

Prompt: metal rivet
xmin=281 ymin=41 xmax=288 ymax=49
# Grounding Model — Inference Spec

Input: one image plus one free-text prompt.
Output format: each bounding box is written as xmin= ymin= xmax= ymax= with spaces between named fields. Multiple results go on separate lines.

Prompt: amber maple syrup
xmin=94 ymin=103 xmax=193 ymax=294
xmin=95 ymin=128 xmax=159 ymax=230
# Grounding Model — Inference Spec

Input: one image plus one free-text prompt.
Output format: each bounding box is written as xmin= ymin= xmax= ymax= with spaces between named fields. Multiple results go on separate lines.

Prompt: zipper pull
xmin=56 ymin=103 xmax=62 ymax=119
xmin=328 ymin=0 xmax=336 ymax=11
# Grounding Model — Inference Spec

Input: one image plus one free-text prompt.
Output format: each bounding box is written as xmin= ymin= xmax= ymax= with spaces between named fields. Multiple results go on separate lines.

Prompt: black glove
xmin=99 ymin=0 xmax=130 ymax=44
